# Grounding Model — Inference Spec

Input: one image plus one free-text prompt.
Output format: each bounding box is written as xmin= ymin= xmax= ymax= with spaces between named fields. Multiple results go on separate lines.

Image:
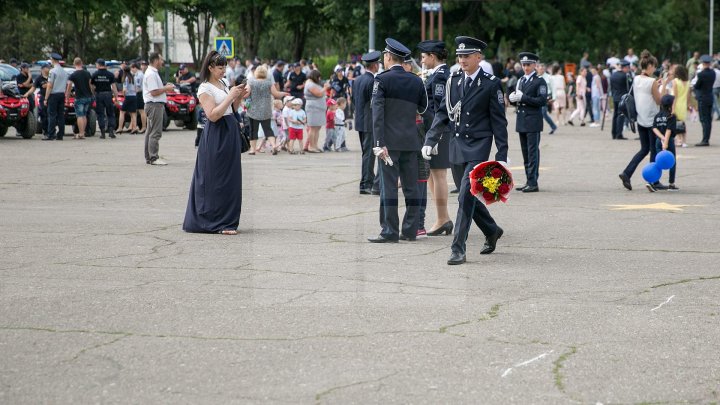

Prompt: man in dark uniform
xmin=610 ymin=60 xmax=632 ymax=140
xmin=368 ymin=38 xmax=428 ymax=243
xmin=508 ymin=52 xmax=546 ymax=193
xmin=424 ymin=36 xmax=508 ymax=265
xmin=16 ymin=63 xmax=35 ymax=111
xmin=352 ymin=50 xmax=382 ymax=195
xmin=694 ymin=54 xmax=716 ymax=146
xmin=91 ymin=58 xmax=119 ymax=139
xmin=33 ymin=64 xmax=51 ymax=136
xmin=286 ymin=63 xmax=306 ymax=100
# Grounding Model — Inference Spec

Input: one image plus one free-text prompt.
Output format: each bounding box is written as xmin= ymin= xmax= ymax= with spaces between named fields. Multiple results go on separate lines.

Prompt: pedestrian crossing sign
xmin=214 ymin=37 xmax=234 ymax=59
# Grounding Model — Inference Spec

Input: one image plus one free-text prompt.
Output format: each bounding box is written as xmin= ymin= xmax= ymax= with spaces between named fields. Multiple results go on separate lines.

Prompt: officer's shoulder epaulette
xmin=450 ymin=70 xmax=462 ymax=78
xmin=377 ymin=70 xmax=389 ymax=77
xmin=482 ymin=71 xmax=497 ymax=81
xmin=436 ymin=67 xmax=446 ymax=74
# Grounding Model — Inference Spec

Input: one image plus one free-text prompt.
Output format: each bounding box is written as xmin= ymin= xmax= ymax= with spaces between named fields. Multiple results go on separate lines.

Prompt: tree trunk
xmin=292 ymin=21 xmax=309 ymax=61
xmin=138 ymin=15 xmax=149 ymax=60
xmin=239 ymin=5 xmax=263 ymax=58
xmin=185 ymin=19 xmax=198 ymax=66
xmin=200 ymin=13 xmax=214 ymax=67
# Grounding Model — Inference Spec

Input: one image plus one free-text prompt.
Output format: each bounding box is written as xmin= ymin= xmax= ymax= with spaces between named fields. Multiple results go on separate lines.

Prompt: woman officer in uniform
xmin=418 ymin=40 xmax=453 ymax=236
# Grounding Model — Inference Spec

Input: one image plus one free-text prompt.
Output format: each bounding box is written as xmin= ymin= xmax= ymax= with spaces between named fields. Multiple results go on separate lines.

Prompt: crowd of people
xmin=3 ymin=45 xmax=718 ymax=262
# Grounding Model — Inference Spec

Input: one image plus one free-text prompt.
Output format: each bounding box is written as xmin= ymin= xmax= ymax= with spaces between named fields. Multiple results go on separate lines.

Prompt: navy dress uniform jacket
xmin=425 ymin=69 xmax=509 ymax=164
xmin=372 ymin=66 xmax=428 ymax=151
xmin=694 ymin=68 xmax=716 ymax=103
xmin=508 ymin=72 xmax=547 ymax=133
xmin=610 ymin=71 xmax=632 ymax=103
xmin=422 ymin=64 xmax=450 ymax=132
xmin=352 ymin=71 xmax=375 ymax=133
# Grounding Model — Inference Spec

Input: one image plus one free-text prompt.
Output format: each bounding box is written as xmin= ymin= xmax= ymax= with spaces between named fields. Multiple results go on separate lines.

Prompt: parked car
xmin=0 ymin=64 xmax=37 ymax=139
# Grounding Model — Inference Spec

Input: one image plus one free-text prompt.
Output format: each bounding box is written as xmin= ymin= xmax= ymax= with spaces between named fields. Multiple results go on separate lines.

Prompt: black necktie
xmin=519 ymin=76 xmax=526 ymax=90
xmin=464 ymin=77 xmax=473 ymax=95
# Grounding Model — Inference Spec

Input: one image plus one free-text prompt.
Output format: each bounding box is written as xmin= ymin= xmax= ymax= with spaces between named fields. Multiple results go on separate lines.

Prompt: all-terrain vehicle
xmin=0 ymin=64 xmax=37 ymax=139
xmin=164 ymin=83 xmax=197 ymax=130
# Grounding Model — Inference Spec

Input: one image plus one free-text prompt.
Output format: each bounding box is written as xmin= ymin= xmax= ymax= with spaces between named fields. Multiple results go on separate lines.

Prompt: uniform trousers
xmin=37 ymin=96 xmax=48 ymax=135
xmin=46 ymin=93 xmax=65 ymax=139
xmin=358 ymin=131 xmax=376 ymax=191
xmin=450 ymin=139 xmax=500 ymax=255
xmin=519 ymin=132 xmax=541 ymax=187
xmin=699 ymin=100 xmax=713 ymax=143
xmin=611 ymin=99 xmax=625 ymax=139
xmin=378 ymin=150 xmax=420 ymax=240
xmin=145 ymin=103 xmax=165 ymax=163
xmin=95 ymin=92 xmax=116 ymax=133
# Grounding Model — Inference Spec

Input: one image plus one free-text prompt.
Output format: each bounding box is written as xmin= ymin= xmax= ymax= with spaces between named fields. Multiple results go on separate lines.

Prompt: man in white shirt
xmin=143 ymin=52 xmax=175 ymax=165
xmin=536 ymin=63 xmax=557 ymax=134
xmin=624 ymin=48 xmax=638 ymax=65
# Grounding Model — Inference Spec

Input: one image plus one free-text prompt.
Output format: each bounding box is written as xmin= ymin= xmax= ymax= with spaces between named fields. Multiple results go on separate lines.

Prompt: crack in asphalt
xmin=62 ymin=335 xmax=128 ymax=364
xmin=314 ymin=372 xmax=399 ymax=404
xmin=650 ymin=275 xmax=720 ymax=289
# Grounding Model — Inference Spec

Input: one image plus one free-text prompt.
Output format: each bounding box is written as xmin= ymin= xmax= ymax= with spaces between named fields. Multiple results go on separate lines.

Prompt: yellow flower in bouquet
xmin=482 ymin=176 xmax=501 ymax=193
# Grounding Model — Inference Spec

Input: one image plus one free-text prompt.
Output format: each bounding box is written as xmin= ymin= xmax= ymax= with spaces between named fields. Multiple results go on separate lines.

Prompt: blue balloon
xmin=642 ymin=162 xmax=662 ymax=183
xmin=655 ymin=150 xmax=676 ymax=170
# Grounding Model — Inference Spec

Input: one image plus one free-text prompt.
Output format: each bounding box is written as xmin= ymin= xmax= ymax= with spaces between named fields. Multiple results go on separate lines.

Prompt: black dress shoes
xmin=447 ymin=251 xmax=466 ymax=265
xmin=695 ymin=142 xmax=709 ymax=147
xmin=522 ymin=186 xmax=539 ymax=192
xmin=370 ymin=189 xmax=381 ymax=195
xmin=399 ymin=234 xmax=417 ymax=241
xmin=360 ymin=189 xmax=372 ymax=195
xmin=515 ymin=184 xmax=527 ymax=191
xmin=616 ymin=136 xmax=628 ymax=140
xmin=367 ymin=235 xmax=398 ymax=243
xmin=481 ymin=227 xmax=503 ymax=254
xmin=450 ymin=188 xmax=459 ymax=194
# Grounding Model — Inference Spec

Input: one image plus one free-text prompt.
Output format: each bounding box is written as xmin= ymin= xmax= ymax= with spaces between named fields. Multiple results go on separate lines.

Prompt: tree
xmin=166 ymin=0 xmax=227 ymax=68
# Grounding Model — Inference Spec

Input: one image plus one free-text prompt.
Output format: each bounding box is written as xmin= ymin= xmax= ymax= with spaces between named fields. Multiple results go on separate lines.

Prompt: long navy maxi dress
xmin=183 ymin=112 xmax=242 ymax=233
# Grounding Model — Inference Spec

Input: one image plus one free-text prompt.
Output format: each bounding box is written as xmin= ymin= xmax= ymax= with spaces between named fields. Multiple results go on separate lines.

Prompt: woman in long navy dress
xmin=183 ymin=51 xmax=247 ymax=235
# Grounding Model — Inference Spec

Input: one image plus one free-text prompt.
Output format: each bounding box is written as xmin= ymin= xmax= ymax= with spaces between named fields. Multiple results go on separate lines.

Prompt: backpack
xmin=617 ymin=75 xmax=637 ymax=133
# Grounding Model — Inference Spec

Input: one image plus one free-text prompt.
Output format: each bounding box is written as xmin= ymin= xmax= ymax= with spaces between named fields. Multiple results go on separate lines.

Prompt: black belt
xmin=97 ymin=91 xmax=113 ymax=94
xmin=335 ymin=124 xmax=345 ymax=127
xmin=145 ymin=101 xmax=165 ymax=104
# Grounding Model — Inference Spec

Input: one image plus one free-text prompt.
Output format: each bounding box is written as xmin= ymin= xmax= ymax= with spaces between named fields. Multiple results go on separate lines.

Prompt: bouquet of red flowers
xmin=469 ymin=161 xmax=514 ymax=205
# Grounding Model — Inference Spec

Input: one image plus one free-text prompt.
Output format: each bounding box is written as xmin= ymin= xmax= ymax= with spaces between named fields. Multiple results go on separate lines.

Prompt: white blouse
xmin=633 ymin=75 xmax=659 ymax=127
xmin=197 ymin=79 xmax=233 ymax=116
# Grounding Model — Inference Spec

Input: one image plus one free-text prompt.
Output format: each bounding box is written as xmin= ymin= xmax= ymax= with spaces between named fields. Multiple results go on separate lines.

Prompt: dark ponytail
xmin=639 ymin=50 xmax=657 ymax=71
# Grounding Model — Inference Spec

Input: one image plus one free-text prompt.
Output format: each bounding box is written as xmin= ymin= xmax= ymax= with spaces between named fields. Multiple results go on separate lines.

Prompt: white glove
xmin=431 ymin=144 xmax=439 ymax=155
xmin=421 ymin=146 xmax=433 ymax=160
xmin=508 ymin=92 xmax=519 ymax=103
xmin=514 ymin=90 xmax=524 ymax=100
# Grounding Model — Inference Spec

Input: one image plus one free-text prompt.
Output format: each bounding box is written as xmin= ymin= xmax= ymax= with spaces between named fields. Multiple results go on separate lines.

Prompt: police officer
xmin=423 ymin=36 xmax=508 ymax=265
xmin=44 ymin=52 xmax=68 ymax=141
xmin=368 ymin=38 xmax=428 ymax=243
xmin=91 ymin=58 xmax=119 ymax=139
xmin=610 ymin=60 xmax=632 ymax=140
xmin=352 ymin=50 xmax=382 ymax=195
xmin=418 ymin=40 xmax=454 ymax=236
xmin=33 ymin=64 xmax=51 ymax=136
xmin=693 ymin=55 xmax=716 ymax=146
xmin=508 ymin=52 xmax=546 ymax=193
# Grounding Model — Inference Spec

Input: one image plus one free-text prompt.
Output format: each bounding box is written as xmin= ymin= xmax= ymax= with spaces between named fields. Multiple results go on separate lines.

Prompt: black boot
xmin=109 ymin=128 xmax=116 ymax=139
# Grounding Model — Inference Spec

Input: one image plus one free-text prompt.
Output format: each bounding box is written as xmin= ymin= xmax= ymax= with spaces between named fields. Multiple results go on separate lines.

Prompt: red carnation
xmin=498 ymin=183 xmax=510 ymax=195
xmin=482 ymin=191 xmax=494 ymax=202
xmin=491 ymin=168 xmax=503 ymax=178
xmin=470 ymin=180 xmax=482 ymax=195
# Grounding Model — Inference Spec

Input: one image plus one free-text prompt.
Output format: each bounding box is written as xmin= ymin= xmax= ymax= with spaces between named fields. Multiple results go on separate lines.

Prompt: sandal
xmin=218 ymin=229 xmax=238 ymax=235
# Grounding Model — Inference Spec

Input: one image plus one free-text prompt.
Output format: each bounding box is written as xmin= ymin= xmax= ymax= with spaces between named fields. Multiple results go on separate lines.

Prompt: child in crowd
xmin=272 ymin=99 xmax=286 ymax=153
xmin=651 ymin=94 xmax=679 ymax=191
xmin=334 ymin=97 xmax=347 ymax=151
xmin=287 ymin=98 xmax=306 ymax=154
xmin=281 ymin=96 xmax=294 ymax=152
xmin=324 ymin=98 xmax=337 ymax=151
xmin=194 ymin=105 xmax=207 ymax=148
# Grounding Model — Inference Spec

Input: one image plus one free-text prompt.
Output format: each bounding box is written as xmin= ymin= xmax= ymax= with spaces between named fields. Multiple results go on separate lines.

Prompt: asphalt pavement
xmin=1 ymin=118 xmax=719 ymax=404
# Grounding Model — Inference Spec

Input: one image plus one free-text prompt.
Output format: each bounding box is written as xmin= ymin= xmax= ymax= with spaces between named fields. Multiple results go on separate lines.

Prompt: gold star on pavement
xmin=608 ymin=202 xmax=703 ymax=212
